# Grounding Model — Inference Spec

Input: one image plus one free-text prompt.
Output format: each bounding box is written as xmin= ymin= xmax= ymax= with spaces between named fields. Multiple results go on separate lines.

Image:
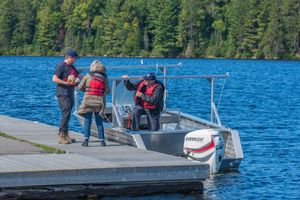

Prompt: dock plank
xmin=0 ymin=115 xmax=208 ymax=196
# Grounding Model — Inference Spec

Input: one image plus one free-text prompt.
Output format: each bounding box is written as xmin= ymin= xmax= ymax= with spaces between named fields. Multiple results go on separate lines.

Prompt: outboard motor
xmin=183 ymin=129 xmax=224 ymax=174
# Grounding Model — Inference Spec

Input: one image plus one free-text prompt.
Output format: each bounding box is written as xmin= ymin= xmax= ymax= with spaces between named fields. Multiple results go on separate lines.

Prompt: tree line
xmin=0 ymin=0 xmax=299 ymax=59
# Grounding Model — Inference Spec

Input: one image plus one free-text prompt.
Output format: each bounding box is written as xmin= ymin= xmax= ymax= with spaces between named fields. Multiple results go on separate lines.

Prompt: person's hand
xmin=122 ymin=75 xmax=129 ymax=79
xmin=66 ymin=82 xmax=77 ymax=86
xmin=135 ymin=91 xmax=143 ymax=97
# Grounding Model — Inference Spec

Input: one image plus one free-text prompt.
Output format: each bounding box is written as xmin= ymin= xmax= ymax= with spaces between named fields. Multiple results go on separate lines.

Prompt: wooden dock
xmin=0 ymin=115 xmax=208 ymax=198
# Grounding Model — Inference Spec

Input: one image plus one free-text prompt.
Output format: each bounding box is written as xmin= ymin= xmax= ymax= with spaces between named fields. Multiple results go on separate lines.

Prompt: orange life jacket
xmin=134 ymin=80 xmax=158 ymax=109
xmin=86 ymin=76 xmax=105 ymax=96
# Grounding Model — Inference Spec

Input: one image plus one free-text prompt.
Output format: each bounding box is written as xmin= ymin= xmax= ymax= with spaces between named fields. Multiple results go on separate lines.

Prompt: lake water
xmin=0 ymin=56 xmax=299 ymax=199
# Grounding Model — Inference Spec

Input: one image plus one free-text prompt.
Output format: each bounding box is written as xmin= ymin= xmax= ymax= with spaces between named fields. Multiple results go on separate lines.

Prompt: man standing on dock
xmin=123 ymin=73 xmax=164 ymax=131
xmin=52 ymin=49 xmax=80 ymax=144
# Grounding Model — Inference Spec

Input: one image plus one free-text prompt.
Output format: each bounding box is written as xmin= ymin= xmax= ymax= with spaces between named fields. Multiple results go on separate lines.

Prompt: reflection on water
xmin=0 ymin=56 xmax=299 ymax=199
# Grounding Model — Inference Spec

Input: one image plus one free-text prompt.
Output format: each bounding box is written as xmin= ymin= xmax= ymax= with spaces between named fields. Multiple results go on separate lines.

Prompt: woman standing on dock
xmin=77 ymin=60 xmax=110 ymax=147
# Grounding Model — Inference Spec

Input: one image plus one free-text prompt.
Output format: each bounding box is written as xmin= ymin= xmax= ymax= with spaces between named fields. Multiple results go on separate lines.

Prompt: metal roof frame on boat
xmin=77 ymin=63 xmax=183 ymax=72
xmin=75 ymin=63 xmax=229 ymax=128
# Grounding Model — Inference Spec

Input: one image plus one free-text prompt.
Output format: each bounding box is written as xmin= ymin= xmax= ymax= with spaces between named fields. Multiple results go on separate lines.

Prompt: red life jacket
xmin=134 ymin=80 xmax=158 ymax=109
xmin=64 ymin=63 xmax=78 ymax=82
xmin=86 ymin=76 xmax=105 ymax=96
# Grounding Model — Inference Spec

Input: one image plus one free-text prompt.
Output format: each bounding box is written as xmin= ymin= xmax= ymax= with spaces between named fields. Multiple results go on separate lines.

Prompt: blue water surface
xmin=0 ymin=56 xmax=299 ymax=200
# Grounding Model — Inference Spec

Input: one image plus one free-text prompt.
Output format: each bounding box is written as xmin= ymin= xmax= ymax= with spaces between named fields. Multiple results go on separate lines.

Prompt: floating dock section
xmin=0 ymin=115 xmax=208 ymax=199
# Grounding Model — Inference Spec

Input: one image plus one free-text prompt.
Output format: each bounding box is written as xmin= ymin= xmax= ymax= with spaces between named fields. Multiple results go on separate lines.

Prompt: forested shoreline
xmin=0 ymin=0 xmax=299 ymax=59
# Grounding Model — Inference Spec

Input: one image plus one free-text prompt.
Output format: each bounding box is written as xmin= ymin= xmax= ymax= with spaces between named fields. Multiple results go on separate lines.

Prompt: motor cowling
xmin=183 ymin=129 xmax=224 ymax=174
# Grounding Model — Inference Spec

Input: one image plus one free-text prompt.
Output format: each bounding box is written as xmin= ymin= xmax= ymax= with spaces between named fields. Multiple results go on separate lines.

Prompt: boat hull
xmin=75 ymin=113 xmax=243 ymax=172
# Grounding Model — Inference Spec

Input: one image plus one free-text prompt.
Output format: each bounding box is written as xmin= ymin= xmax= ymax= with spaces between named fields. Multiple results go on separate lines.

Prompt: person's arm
xmin=78 ymin=76 xmax=87 ymax=92
xmin=122 ymin=75 xmax=138 ymax=91
xmin=124 ymin=80 xmax=138 ymax=91
xmin=140 ymin=84 xmax=164 ymax=104
xmin=52 ymin=74 xmax=64 ymax=85
xmin=52 ymin=74 xmax=76 ymax=86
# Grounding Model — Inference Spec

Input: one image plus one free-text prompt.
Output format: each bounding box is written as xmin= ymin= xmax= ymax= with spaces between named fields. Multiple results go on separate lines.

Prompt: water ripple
xmin=0 ymin=57 xmax=300 ymax=199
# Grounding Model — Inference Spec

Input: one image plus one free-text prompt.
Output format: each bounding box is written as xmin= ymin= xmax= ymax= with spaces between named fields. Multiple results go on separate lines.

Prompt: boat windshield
xmin=114 ymin=81 xmax=135 ymax=106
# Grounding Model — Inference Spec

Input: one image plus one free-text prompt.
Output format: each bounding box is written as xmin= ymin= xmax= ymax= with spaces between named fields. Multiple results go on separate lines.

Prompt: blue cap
xmin=66 ymin=49 xmax=79 ymax=58
xmin=143 ymin=72 xmax=156 ymax=81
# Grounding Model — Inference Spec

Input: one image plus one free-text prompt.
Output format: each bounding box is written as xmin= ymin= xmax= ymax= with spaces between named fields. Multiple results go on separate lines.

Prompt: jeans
xmin=57 ymin=96 xmax=74 ymax=133
xmin=84 ymin=112 xmax=105 ymax=140
xmin=132 ymin=105 xmax=160 ymax=131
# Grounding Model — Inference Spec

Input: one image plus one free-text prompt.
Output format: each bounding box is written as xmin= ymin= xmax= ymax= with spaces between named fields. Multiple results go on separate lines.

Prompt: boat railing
xmin=74 ymin=63 xmax=229 ymax=128
xmin=77 ymin=63 xmax=182 ymax=72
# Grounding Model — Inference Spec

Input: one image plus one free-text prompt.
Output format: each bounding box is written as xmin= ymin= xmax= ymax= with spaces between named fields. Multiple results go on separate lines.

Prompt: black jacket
xmin=124 ymin=80 xmax=164 ymax=114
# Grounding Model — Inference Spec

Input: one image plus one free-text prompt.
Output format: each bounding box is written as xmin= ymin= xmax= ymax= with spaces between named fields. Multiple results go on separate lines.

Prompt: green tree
xmin=100 ymin=0 xmax=125 ymax=55
xmin=92 ymin=15 xmax=104 ymax=55
xmin=64 ymin=0 xmax=105 ymax=54
xmin=281 ymin=0 xmax=300 ymax=58
xmin=0 ymin=0 xmax=16 ymax=54
xmin=119 ymin=0 xmax=147 ymax=56
xmin=262 ymin=0 xmax=285 ymax=59
xmin=35 ymin=0 xmax=63 ymax=55
xmin=143 ymin=28 xmax=150 ymax=53
xmin=148 ymin=0 xmax=180 ymax=57
xmin=255 ymin=0 xmax=271 ymax=58
xmin=61 ymin=0 xmax=77 ymax=50
xmin=225 ymin=0 xmax=260 ymax=58
xmin=206 ymin=0 xmax=228 ymax=57
xmin=178 ymin=0 xmax=202 ymax=57
xmin=10 ymin=0 xmax=37 ymax=54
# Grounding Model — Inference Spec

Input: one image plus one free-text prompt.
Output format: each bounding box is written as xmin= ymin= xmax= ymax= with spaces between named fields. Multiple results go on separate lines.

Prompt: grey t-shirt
xmin=53 ymin=62 xmax=79 ymax=97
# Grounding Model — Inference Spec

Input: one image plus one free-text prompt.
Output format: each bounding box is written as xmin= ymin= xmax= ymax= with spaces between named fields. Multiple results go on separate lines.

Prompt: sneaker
xmin=81 ymin=139 xmax=89 ymax=147
xmin=100 ymin=140 xmax=106 ymax=146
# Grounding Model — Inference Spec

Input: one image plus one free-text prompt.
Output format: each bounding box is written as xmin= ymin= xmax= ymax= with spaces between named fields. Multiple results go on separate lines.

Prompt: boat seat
xmin=160 ymin=114 xmax=180 ymax=124
xmin=120 ymin=106 xmax=180 ymax=129
xmin=138 ymin=113 xmax=179 ymax=125
xmin=121 ymin=113 xmax=179 ymax=129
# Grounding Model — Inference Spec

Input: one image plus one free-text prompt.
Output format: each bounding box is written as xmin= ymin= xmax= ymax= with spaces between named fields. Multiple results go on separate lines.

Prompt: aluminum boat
xmin=74 ymin=64 xmax=244 ymax=174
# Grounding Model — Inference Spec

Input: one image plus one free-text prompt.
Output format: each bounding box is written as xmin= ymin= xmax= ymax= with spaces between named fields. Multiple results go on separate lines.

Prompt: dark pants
xmin=132 ymin=105 xmax=160 ymax=131
xmin=57 ymin=96 xmax=74 ymax=133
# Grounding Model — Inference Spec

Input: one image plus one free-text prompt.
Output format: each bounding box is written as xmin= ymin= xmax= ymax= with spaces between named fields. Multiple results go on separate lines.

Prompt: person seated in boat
xmin=122 ymin=72 xmax=164 ymax=131
xmin=77 ymin=60 xmax=110 ymax=147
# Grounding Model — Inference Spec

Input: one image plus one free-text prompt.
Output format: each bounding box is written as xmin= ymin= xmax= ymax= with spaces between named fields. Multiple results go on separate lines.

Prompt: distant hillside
xmin=0 ymin=0 xmax=299 ymax=59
